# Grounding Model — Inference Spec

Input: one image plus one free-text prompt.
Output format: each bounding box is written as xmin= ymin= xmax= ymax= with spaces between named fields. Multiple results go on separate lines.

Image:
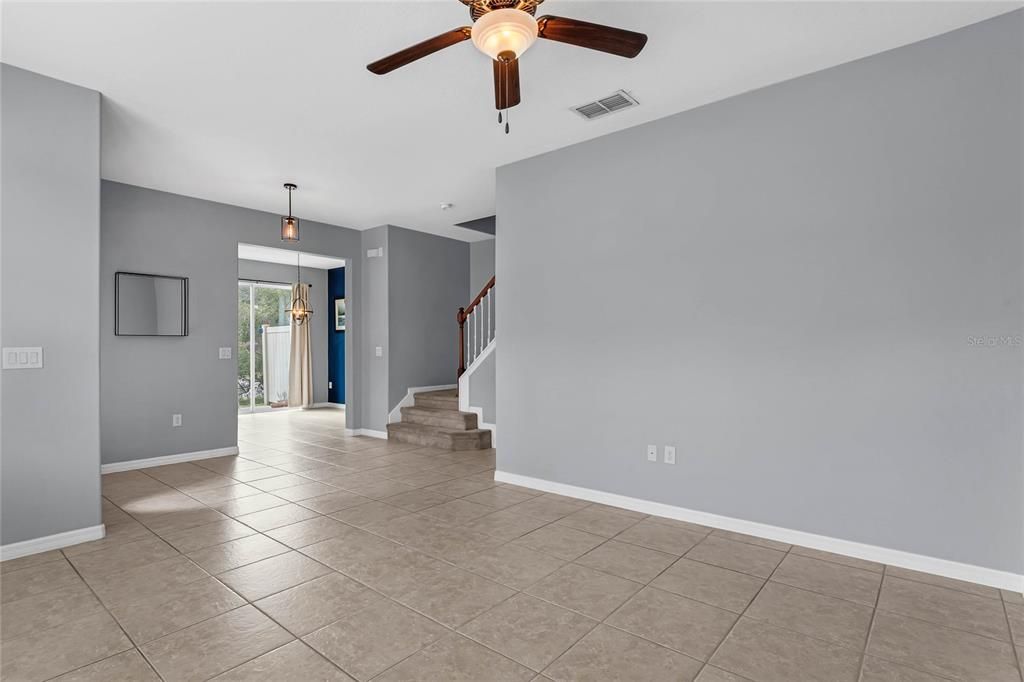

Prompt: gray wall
xmin=496 ymin=12 xmax=1023 ymax=574
xmin=101 ymin=182 xmax=362 ymax=463
xmin=359 ymin=226 xmax=389 ymax=432
xmin=470 ymin=239 xmax=495 ymax=300
xmin=237 ymin=259 xmax=329 ymax=406
xmin=388 ymin=226 xmax=469 ymax=409
xmin=1 ymin=65 xmax=102 ymax=544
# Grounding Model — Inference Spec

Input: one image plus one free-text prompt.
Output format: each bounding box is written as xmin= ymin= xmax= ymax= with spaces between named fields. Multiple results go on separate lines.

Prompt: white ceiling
xmin=3 ymin=1 xmax=1018 ymax=242
xmin=238 ymin=243 xmax=346 ymax=270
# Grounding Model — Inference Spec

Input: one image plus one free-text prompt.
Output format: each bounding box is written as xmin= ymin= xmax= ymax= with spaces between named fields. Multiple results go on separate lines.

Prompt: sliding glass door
xmin=238 ymin=282 xmax=292 ymax=413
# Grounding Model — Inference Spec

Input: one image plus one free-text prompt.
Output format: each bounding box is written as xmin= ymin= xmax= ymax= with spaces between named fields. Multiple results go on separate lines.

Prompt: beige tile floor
xmin=2 ymin=408 xmax=1022 ymax=681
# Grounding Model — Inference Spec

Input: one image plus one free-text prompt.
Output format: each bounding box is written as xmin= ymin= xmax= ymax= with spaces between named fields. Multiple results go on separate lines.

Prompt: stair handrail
xmin=457 ymin=276 xmax=495 ymax=379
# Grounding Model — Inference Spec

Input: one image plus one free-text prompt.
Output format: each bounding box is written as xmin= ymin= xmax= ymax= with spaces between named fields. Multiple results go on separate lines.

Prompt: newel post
xmin=457 ymin=306 xmax=466 ymax=381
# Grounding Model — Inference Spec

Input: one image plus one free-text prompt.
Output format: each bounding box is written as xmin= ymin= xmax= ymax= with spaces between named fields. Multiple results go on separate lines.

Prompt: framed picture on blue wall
xmin=334 ymin=297 xmax=346 ymax=331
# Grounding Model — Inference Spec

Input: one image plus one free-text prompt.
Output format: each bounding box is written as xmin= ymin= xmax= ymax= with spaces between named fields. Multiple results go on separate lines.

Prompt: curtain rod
xmin=238 ymin=278 xmax=312 ymax=288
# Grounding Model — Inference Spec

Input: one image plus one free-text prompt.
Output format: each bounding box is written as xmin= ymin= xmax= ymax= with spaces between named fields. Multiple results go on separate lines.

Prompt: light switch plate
xmin=172 ymin=414 xmax=182 ymax=427
xmin=218 ymin=347 xmax=232 ymax=359
xmin=3 ymin=347 xmax=43 ymax=369
xmin=664 ymin=446 xmax=676 ymax=465
xmin=375 ymin=346 xmax=383 ymax=357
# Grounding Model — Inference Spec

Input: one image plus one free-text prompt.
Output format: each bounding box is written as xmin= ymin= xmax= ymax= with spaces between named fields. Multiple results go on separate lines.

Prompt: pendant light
xmin=287 ymin=251 xmax=313 ymax=325
xmin=281 ymin=183 xmax=299 ymax=242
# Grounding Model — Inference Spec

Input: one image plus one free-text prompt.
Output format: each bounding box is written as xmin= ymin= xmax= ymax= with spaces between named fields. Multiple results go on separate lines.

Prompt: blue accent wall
xmin=328 ymin=267 xmax=345 ymax=403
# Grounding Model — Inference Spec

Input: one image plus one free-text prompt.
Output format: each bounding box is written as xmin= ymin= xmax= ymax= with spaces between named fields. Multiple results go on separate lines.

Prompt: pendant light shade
xmin=281 ymin=183 xmax=300 ymax=242
xmin=287 ymin=251 xmax=313 ymax=325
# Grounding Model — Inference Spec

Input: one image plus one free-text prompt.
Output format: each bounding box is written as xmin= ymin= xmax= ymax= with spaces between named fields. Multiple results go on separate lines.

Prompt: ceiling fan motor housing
xmin=462 ymin=0 xmax=543 ymax=22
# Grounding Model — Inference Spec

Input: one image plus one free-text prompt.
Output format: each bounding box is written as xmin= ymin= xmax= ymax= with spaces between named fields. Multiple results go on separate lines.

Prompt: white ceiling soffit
xmin=238 ymin=243 xmax=345 ymax=270
xmin=2 ymin=2 xmax=1018 ymax=242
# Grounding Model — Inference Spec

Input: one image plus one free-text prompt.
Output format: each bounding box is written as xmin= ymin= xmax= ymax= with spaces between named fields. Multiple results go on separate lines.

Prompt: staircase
xmin=386 ymin=389 xmax=492 ymax=450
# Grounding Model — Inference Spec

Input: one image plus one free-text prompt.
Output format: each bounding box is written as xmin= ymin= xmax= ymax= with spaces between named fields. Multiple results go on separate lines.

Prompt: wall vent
xmin=572 ymin=90 xmax=638 ymax=120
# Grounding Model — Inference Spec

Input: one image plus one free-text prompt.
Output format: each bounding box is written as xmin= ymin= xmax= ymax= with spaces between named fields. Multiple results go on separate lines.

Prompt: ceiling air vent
xmin=573 ymin=90 xmax=638 ymax=120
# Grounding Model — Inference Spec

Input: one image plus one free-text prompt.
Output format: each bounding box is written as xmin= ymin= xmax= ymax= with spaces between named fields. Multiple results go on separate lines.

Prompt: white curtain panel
xmin=288 ymin=283 xmax=314 ymax=408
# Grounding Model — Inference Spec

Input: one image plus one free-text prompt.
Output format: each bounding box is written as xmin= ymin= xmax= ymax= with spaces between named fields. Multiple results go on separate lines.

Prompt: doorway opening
xmin=237 ymin=243 xmax=347 ymax=418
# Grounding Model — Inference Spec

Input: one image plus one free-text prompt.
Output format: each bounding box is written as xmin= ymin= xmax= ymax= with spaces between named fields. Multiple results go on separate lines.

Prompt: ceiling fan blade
xmin=536 ymin=15 xmax=648 ymax=58
xmin=367 ymin=27 xmax=472 ymax=75
xmin=493 ymin=56 xmax=521 ymax=110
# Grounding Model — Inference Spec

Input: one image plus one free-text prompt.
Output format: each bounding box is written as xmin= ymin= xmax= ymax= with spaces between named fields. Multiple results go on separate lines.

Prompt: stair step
xmin=400 ymin=405 xmax=477 ymax=430
xmin=414 ymin=389 xmax=459 ymax=410
xmin=387 ymin=422 xmax=491 ymax=451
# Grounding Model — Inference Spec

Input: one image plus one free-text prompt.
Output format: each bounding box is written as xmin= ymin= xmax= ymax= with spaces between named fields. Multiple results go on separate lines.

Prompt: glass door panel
xmin=238 ymin=283 xmax=252 ymax=411
xmin=253 ymin=285 xmax=292 ymax=408
xmin=239 ymin=281 xmax=292 ymax=413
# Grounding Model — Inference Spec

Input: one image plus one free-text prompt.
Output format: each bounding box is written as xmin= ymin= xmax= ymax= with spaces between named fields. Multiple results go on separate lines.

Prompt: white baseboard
xmin=388 ymin=384 xmax=458 ymax=424
xmin=494 ymin=471 xmax=1024 ymax=593
xmin=1 ymin=524 xmax=106 ymax=561
xmin=344 ymin=428 xmax=388 ymax=439
xmin=101 ymin=446 xmax=239 ymax=474
xmin=309 ymin=402 xmax=345 ymax=410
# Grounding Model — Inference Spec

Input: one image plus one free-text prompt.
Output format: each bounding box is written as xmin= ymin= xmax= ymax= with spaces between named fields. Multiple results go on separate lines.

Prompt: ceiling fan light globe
xmin=471 ymin=8 xmax=537 ymax=61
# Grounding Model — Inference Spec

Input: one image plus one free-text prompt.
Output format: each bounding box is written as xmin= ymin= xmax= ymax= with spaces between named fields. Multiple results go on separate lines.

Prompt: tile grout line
xmin=54 ymin=547 xmax=169 ymax=682
xmin=103 ymin=478 xmax=374 ymax=679
xmin=856 ymin=562 xmax=886 ymax=681
xmin=109 ymin=455 xmax=429 ymax=679
xmin=103 ymin=458 xmax=770 ymax=675
xmin=101 ymin=495 xmax=293 ymax=678
xmin=21 ymin=418 xmax=1004 ymax=681
xmin=105 ymin=471 xmax=874 ymax=681
xmin=187 ymin=454 xmax=540 ymax=679
xmin=700 ymin=542 xmax=793 ymax=679
xmin=1000 ymin=591 xmax=1024 ymax=680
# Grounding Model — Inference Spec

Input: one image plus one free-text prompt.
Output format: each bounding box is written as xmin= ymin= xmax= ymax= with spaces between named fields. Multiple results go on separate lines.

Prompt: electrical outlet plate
xmin=646 ymin=445 xmax=658 ymax=462
xmin=664 ymin=446 xmax=676 ymax=465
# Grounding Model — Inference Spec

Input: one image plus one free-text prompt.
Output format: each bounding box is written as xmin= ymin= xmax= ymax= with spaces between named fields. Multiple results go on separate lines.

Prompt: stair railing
xmin=457 ymin=276 xmax=495 ymax=379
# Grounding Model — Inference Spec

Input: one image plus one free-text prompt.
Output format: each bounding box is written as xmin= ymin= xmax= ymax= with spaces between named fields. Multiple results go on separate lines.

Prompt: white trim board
xmin=344 ymin=428 xmax=387 ymax=439
xmin=495 ymin=471 xmax=1024 ymax=593
xmin=309 ymin=402 xmax=345 ymax=410
xmin=1 ymin=524 xmax=106 ymax=561
xmin=388 ymin=384 xmax=458 ymax=424
xmin=459 ymin=339 xmax=496 ymax=446
xmin=100 ymin=446 xmax=239 ymax=474
xmin=458 ymin=337 xmax=496 ymax=404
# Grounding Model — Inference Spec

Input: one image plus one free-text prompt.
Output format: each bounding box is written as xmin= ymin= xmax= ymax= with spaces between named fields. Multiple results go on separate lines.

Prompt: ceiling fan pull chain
xmin=498 ymin=111 xmax=502 ymax=124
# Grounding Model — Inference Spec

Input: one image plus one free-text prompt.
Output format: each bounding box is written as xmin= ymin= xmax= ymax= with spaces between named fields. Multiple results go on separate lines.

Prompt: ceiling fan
xmin=367 ymin=0 xmax=648 ymax=130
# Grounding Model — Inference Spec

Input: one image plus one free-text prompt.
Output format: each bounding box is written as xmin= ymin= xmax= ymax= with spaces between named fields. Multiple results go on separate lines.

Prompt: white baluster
xmin=486 ymin=291 xmax=491 ymax=346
